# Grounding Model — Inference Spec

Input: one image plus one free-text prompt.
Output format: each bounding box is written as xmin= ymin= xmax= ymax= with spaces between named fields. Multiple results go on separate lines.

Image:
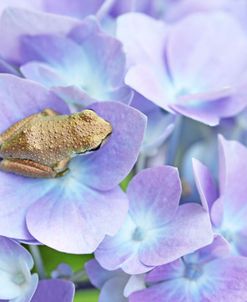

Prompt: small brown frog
xmin=0 ymin=108 xmax=112 ymax=178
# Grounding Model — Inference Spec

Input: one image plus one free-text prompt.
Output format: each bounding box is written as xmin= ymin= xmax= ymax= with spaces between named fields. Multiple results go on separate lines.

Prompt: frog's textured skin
xmin=0 ymin=109 xmax=112 ymax=178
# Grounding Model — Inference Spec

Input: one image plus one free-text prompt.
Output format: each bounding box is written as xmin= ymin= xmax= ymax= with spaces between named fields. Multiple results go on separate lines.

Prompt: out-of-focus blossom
xmin=193 ymin=135 xmax=247 ymax=256
xmin=0 ymin=8 xmax=132 ymax=106
xmin=132 ymin=94 xmax=175 ymax=157
xmin=117 ymin=12 xmax=247 ymax=125
xmin=31 ymin=279 xmax=75 ymax=302
xmin=95 ymin=166 xmax=213 ymax=274
xmin=130 ymin=235 xmax=247 ymax=302
xmin=164 ymin=0 xmax=247 ymax=28
xmin=86 ymin=259 xmax=145 ymax=302
xmin=0 ymin=74 xmax=146 ymax=253
xmin=0 ymin=236 xmax=38 ymax=302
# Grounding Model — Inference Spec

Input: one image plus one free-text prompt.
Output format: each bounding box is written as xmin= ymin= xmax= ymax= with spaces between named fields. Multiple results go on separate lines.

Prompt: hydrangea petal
xmin=139 ymin=203 xmax=213 ymax=266
xmin=0 ymin=236 xmax=38 ymax=301
xmin=0 ymin=74 xmax=69 ymax=133
xmin=0 ymin=7 xmax=80 ymax=65
xmin=167 ymin=12 xmax=247 ymax=93
xmin=31 ymin=280 xmax=75 ymax=302
xmin=26 ymin=159 xmax=128 ymax=253
xmin=127 ymin=166 xmax=181 ymax=226
xmin=218 ymin=136 xmax=247 ymax=218
xmin=79 ymin=102 xmax=147 ymax=190
xmin=99 ymin=276 xmax=127 ymax=302
xmin=192 ymin=158 xmax=218 ymax=211
xmin=85 ymin=259 xmax=124 ymax=289
xmin=116 ymin=13 xmax=167 ymax=67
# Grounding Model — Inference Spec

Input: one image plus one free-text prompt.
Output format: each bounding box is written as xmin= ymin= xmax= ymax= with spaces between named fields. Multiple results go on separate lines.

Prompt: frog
xmin=0 ymin=108 xmax=112 ymax=178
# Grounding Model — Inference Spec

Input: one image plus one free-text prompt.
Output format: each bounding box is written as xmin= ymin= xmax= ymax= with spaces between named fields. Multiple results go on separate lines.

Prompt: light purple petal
xmin=127 ymin=166 xmax=182 ymax=226
xmin=0 ymin=75 xmax=68 ymax=240
xmin=99 ymin=276 xmax=128 ymax=302
xmin=31 ymin=280 xmax=75 ymax=302
xmin=43 ymin=0 xmax=103 ymax=19
xmin=139 ymin=203 xmax=213 ymax=266
xmin=79 ymin=102 xmax=147 ymax=190
xmin=125 ymin=64 xmax=175 ymax=113
xmin=116 ymin=13 xmax=167 ymax=67
xmin=192 ymin=158 xmax=218 ymax=211
xmin=200 ymin=257 xmax=247 ymax=301
xmin=0 ymin=7 xmax=80 ymax=65
xmin=167 ymin=12 xmax=247 ymax=93
xmin=0 ymin=74 xmax=69 ymax=133
xmin=85 ymin=259 xmax=124 ymax=289
xmin=26 ymin=162 xmax=128 ymax=253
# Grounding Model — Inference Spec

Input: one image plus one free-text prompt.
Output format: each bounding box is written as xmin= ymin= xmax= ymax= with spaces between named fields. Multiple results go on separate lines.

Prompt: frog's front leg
xmin=0 ymin=158 xmax=58 ymax=178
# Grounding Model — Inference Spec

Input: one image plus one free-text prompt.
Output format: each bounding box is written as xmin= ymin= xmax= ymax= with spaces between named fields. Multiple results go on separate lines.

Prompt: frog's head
xmin=73 ymin=110 xmax=112 ymax=154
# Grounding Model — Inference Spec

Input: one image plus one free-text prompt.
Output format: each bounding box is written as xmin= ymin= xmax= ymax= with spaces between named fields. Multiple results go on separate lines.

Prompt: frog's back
xmin=0 ymin=111 xmax=112 ymax=167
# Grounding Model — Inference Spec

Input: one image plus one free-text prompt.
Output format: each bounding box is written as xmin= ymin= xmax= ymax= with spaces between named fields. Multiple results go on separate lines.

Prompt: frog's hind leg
xmin=0 ymin=158 xmax=57 ymax=178
xmin=0 ymin=108 xmax=59 ymax=146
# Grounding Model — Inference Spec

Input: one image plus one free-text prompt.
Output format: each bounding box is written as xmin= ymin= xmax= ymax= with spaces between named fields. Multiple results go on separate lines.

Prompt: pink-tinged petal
xmin=0 ymin=7 xmax=80 ymax=65
xmin=116 ymin=13 xmax=167 ymax=67
xmin=139 ymin=203 xmax=213 ymax=267
xmin=0 ymin=74 xmax=69 ymax=134
xmin=192 ymin=158 xmax=218 ymax=211
xmin=31 ymin=280 xmax=75 ymax=302
xmin=125 ymin=64 xmax=175 ymax=112
xmin=26 ymin=160 xmax=128 ymax=253
xmin=171 ymin=86 xmax=247 ymax=126
xmin=127 ymin=166 xmax=182 ymax=226
xmin=167 ymin=12 xmax=247 ymax=93
xmin=79 ymin=102 xmax=147 ymax=190
xmin=85 ymin=260 xmax=124 ymax=289
xmin=200 ymin=257 xmax=247 ymax=301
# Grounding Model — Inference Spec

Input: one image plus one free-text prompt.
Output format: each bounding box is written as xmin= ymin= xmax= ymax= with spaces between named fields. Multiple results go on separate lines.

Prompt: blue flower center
xmin=132 ymin=226 xmax=145 ymax=242
xmin=184 ymin=263 xmax=203 ymax=280
xmin=220 ymin=229 xmax=234 ymax=243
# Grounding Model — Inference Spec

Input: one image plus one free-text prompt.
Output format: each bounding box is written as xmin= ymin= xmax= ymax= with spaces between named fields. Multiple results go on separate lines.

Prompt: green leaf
xmin=74 ymin=290 xmax=99 ymax=302
xmin=39 ymin=246 xmax=93 ymax=277
xmin=120 ymin=170 xmax=134 ymax=191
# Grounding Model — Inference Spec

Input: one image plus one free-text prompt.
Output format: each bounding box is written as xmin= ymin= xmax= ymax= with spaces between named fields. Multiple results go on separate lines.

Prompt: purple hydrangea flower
xmin=86 ymin=259 xmax=145 ymax=302
xmin=0 ymin=9 xmax=132 ymax=106
xmin=117 ymin=12 xmax=247 ymax=125
xmin=193 ymin=135 xmax=247 ymax=256
xmin=129 ymin=235 xmax=247 ymax=302
xmin=131 ymin=94 xmax=175 ymax=158
xmin=95 ymin=166 xmax=213 ymax=274
xmin=0 ymin=236 xmax=38 ymax=302
xmin=0 ymin=74 xmax=146 ymax=253
xmin=31 ymin=279 xmax=75 ymax=302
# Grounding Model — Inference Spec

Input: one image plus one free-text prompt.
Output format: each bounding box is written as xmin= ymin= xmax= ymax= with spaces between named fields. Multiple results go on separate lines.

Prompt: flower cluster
xmin=0 ymin=1 xmax=247 ymax=302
